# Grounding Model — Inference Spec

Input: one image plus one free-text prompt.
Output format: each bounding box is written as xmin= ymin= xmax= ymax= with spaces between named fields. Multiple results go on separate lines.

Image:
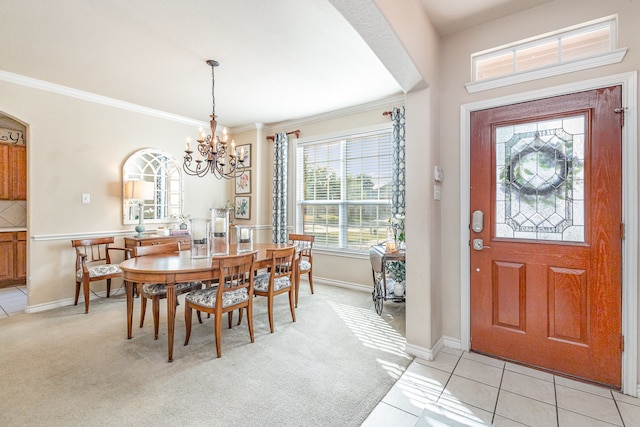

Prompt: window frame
xmin=467 ymin=15 xmax=626 ymax=93
xmin=294 ymin=122 xmax=394 ymax=254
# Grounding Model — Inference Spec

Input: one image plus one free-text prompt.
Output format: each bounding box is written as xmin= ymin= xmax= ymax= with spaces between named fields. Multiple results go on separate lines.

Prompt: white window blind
xmin=296 ymin=126 xmax=393 ymax=252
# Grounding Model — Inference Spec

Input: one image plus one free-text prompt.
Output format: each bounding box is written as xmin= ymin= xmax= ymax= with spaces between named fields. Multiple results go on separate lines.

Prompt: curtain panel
xmin=272 ymin=132 xmax=288 ymax=243
xmin=392 ymin=106 xmax=406 ymax=216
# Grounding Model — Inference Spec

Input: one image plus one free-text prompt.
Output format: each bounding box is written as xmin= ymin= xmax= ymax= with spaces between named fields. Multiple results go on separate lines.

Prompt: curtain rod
xmin=266 ymin=130 xmax=300 ymax=141
xmin=383 ymin=111 xmax=392 ymax=118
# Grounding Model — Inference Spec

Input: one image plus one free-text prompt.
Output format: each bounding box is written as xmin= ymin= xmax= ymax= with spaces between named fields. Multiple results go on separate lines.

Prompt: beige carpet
xmin=0 ymin=283 xmax=409 ymax=426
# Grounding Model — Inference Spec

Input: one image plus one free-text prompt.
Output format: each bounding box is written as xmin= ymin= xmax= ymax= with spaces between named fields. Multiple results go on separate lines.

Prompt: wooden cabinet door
xmin=0 ymin=144 xmax=9 ymax=200
xmin=0 ymin=239 xmax=15 ymax=281
xmin=16 ymin=232 xmax=26 ymax=279
xmin=11 ymin=145 xmax=26 ymax=200
xmin=0 ymin=144 xmax=26 ymax=200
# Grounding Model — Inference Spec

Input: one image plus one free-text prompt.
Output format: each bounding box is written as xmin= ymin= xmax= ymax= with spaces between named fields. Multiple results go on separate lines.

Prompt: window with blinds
xmin=296 ymin=125 xmax=393 ymax=252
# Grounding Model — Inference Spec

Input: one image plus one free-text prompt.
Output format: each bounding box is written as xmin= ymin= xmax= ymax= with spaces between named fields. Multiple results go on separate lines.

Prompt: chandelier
xmin=183 ymin=59 xmax=246 ymax=179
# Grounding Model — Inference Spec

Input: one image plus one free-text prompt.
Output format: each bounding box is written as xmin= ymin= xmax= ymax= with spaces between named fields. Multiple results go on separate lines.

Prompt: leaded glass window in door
xmin=495 ymin=115 xmax=585 ymax=242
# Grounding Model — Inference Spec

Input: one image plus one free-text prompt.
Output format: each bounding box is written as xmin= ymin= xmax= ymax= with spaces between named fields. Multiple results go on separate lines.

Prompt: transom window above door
xmin=466 ymin=15 xmax=627 ymax=93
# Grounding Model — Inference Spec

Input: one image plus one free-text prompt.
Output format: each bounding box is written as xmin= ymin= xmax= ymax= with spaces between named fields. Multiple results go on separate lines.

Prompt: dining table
xmin=119 ymin=242 xmax=298 ymax=362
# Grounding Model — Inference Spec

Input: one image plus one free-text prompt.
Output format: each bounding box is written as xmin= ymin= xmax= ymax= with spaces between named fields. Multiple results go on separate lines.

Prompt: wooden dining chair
xmin=183 ymin=251 xmax=257 ymax=358
xmin=133 ymin=242 xmax=203 ymax=340
xmin=252 ymin=246 xmax=296 ymax=333
xmin=288 ymin=233 xmax=314 ymax=306
xmin=72 ymin=237 xmax=130 ymax=314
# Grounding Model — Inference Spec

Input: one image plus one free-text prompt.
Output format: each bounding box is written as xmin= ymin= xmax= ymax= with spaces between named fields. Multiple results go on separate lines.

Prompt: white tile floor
xmin=363 ymin=348 xmax=640 ymax=427
xmin=3 ymin=287 xmax=640 ymax=427
xmin=0 ymin=285 xmax=26 ymax=317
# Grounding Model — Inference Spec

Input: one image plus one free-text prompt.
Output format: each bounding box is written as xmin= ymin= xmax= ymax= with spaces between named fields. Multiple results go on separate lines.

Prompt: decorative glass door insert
xmin=495 ymin=115 xmax=585 ymax=242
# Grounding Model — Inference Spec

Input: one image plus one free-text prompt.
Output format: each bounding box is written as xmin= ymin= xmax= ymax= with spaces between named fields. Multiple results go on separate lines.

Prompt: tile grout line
xmin=435 ymin=353 xmax=463 ymax=403
xmin=490 ymin=364 xmax=506 ymax=425
xmin=610 ymin=389 xmax=626 ymax=427
xmin=554 ymin=375 xmax=560 ymax=427
xmin=554 ymin=379 xmax=624 ymax=426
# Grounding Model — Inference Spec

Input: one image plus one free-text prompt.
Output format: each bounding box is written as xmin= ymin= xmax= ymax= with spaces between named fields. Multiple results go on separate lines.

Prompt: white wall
xmin=0 ymin=80 xmax=230 ymax=309
xmin=376 ymin=0 xmax=443 ymax=354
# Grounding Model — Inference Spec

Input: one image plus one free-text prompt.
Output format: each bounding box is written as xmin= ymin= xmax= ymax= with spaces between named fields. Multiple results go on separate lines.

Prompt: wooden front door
xmin=469 ymin=86 xmax=623 ymax=388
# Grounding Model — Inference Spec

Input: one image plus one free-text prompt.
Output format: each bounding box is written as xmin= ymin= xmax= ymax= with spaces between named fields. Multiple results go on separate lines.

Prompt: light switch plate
xmin=81 ymin=193 xmax=91 ymax=204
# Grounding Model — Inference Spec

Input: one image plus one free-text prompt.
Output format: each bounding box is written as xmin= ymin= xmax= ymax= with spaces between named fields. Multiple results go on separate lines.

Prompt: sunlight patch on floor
xmin=376 ymin=358 xmax=406 ymax=380
xmin=328 ymin=300 xmax=409 ymax=357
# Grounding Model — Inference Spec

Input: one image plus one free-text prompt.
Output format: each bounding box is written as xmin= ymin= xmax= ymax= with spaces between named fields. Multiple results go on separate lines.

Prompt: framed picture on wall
xmin=237 ymin=144 xmax=251 ymax=168
xmin=235 ymin=170 xmax=251 ymax=194
xmin=235 ymin=196 xmax=251 ymax=220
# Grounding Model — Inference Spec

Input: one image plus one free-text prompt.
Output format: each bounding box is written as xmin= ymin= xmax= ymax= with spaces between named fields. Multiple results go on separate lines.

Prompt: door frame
xmin=459 ymin=72 xmax=638 ymax=395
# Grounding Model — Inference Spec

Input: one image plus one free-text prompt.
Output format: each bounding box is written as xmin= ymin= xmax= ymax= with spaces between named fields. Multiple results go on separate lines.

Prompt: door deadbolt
xmin=472 ymin=210 xmax=484 ymax=233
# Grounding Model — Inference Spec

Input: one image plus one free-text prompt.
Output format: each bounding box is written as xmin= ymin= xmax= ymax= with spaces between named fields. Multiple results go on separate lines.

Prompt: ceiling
xmin=419 ymin=0 xmax=555 ymax=36
xmin=0 ymin=0 xmax=553 ymax=129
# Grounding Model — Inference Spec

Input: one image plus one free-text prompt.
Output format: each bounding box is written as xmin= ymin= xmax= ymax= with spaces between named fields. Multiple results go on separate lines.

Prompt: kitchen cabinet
xmin=0 ymin=144 xmax=27 ymax=200
xmin=16 ymin=232 xmax=26 ymax=279
xmin=0 ymin=231 xmax=26 ymax=287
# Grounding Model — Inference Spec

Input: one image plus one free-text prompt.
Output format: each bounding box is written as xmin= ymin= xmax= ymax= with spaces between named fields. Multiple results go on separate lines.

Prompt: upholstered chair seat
xmin=75 ymin=264 xmax=122 ymax=281
xmin=299 ymin=260 xmax=311 ymax=272
xmin=142 ymin=281 xmax=202 ymax=296
xmin=253 ymin=273 xmax=292 ymax=292
xmin=185 ymin=286 xmax=249 ymax=308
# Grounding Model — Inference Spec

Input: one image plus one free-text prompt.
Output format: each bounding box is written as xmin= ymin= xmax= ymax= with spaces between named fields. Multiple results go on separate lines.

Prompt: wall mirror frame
xmin=122 ymin=148 xmax=183 ymax=225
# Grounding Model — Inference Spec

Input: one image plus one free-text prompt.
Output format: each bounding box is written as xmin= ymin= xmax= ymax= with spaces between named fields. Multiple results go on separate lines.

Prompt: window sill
xmin=314 ymin=248 xmax=369 ymax=260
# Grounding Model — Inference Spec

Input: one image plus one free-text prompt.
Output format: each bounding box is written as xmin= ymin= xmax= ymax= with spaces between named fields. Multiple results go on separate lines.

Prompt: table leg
xmin=125 ymin=280 xmax=133 ymax=339
xmin=166 ymin=283 xmax=177 ymax=362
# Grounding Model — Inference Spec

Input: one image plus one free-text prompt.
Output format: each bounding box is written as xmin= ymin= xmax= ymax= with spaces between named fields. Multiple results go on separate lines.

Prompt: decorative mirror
xmin=122 ymin=148 xmax=182 ymax=225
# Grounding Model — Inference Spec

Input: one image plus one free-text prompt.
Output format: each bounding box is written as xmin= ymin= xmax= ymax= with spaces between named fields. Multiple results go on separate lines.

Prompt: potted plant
xmin=171 ymin=213 xmax=190 ymax=230
xmin=221 ymin=200 xmax=235 ymax=223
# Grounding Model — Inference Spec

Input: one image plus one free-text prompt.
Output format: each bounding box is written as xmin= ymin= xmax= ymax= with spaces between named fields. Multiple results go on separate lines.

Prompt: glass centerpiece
xmin=211 ymin=208 xmax=229 ymax=256
xmin=235 ymin=225 xmax=253 ymax=253
xmin=190 ymin=217 xmax=211 ymax=259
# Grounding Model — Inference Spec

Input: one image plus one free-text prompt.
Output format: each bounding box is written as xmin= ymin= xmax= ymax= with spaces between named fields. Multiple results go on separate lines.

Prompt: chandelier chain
xmin=211 ymin=62 xmax=215 ymax=118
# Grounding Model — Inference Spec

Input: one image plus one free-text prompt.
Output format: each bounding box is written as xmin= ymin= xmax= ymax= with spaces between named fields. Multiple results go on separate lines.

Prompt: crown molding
xmin=1 ymin=69 xmax=404 ymax=134
xmin=0 ymin=69 xmax=206 ymax=127
xmin=253 ymin=93 xmax=405 ymax=135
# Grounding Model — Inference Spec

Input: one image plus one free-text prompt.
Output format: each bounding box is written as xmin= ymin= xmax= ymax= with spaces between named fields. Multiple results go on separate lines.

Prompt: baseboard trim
xmin=25 ymin=298 xmax=75 ymax=313
xmin=25 ymin=289 xmax=124 ymax=313
xmin=311 ymin=276 xmax=370 ymax=293
xmin=405 ymin=336 xmax=463 ymax=361
xmin=24 ymin=278 xmax=367 ymax=313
